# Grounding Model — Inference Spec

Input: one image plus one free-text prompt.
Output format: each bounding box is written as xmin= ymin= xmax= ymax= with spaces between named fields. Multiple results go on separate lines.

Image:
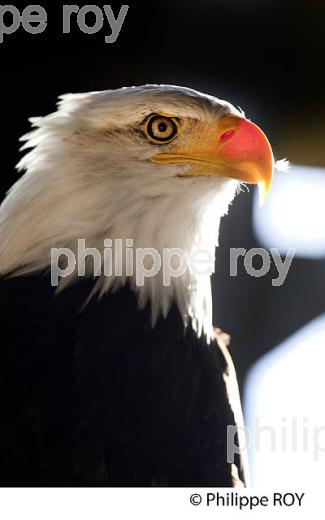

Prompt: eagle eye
xmin=144 ymin=114 xmax=178 ymax=144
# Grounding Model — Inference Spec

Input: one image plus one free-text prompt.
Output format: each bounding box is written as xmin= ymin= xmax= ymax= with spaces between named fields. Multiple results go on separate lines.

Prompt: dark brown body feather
xmin=0 ymin=276 xmax=247 ymax=486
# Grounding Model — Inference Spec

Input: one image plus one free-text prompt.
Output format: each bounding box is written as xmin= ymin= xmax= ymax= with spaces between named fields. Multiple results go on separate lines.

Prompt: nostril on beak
xmin=219 ymin=129 xmax=235 ymax=142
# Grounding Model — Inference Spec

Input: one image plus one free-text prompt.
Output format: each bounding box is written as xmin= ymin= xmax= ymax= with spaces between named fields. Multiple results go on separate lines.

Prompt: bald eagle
xmin=0 ymin=85 xmax=274 ymax=487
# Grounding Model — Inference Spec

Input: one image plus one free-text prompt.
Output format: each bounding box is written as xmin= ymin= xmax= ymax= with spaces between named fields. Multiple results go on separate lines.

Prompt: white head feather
xmin=0 ymin=84 xmax=244 ymax=339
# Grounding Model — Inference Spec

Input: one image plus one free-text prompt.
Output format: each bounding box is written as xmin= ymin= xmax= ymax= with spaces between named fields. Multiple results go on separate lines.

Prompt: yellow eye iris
xmin=144 ymin=114 xmax=178 ymax=144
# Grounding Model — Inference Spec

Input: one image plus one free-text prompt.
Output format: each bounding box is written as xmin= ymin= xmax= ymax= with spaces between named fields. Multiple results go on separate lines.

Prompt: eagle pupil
xmin=158 ymin=122 xmax=167 ymax=133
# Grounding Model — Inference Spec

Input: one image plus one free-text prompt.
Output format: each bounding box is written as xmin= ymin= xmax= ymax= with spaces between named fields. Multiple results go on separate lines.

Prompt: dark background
xmin=1 ymin=0 xmax=325 ymax=390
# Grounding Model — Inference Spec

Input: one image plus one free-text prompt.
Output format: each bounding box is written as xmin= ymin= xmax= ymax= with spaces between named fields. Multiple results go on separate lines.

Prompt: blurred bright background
xmin=245 ymin=164 xmax=325 ymax=485
xmin=0 ymin=0 xmax=324 ymax=485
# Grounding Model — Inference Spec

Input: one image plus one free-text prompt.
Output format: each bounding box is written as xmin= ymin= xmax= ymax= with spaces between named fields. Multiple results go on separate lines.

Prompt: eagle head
xmin=0 ymin=84 xmax=274 ymax=337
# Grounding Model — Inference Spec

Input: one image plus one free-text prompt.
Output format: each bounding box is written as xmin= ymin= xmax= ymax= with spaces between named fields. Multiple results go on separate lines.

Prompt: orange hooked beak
xmin=151 ymin=114 xmax=274 ymax=204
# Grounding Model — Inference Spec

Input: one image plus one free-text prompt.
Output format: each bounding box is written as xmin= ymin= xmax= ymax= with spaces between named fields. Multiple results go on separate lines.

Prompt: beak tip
xmin=258 ymin=180 xmax=270 ymax=207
